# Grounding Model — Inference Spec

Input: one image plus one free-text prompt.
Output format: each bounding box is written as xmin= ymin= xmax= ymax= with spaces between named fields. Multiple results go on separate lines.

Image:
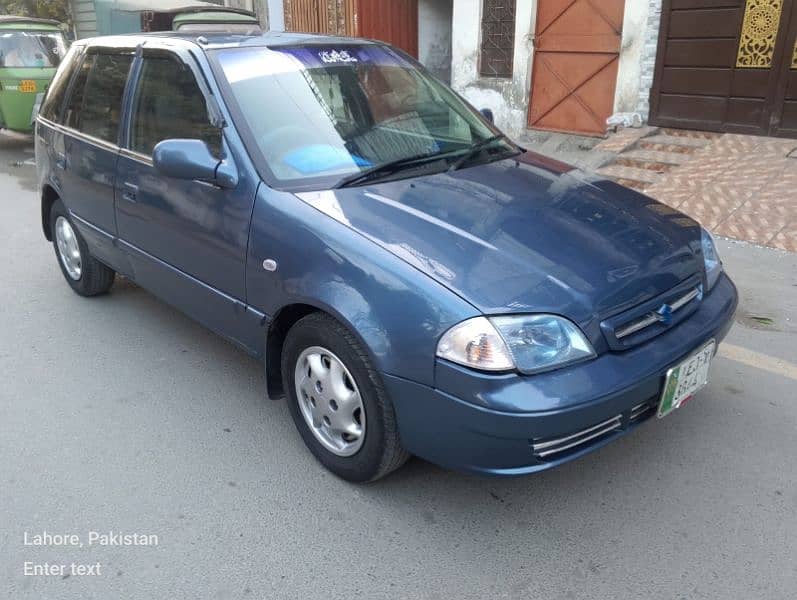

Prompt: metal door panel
xmin=528 ymin=0 xmax=625 ymax=136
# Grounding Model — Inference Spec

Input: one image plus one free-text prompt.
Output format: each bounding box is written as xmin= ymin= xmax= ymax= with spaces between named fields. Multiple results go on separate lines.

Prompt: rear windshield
xmin=0 ymin=30 xmax=67 ymax=68
xmin=214 ymin=44 xmax=512 ymax=190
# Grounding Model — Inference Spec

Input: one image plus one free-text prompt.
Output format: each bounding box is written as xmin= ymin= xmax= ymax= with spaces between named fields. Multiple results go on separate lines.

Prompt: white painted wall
xmin=613 ymin=0 xmax=663 ymax=120
xmin=614 ymin=0 xmax=663 ymax=121
xmin=614 ymin=1 xmax=650 ymax=115
xmin=450 ymin=0 xmax=534 ymax=138
xmin=418 ymin=0 xmax=453 ymax=83
xmin=266 ymin=0 xmax=285 ymax=30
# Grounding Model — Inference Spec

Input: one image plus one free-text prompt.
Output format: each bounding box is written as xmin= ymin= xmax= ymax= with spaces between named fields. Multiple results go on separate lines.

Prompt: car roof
xmin=75 ymin=30 xmax=380 ymax=52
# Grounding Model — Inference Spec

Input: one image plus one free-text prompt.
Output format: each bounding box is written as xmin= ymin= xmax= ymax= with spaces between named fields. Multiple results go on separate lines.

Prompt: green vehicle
xmin=0 ymin=16 xmax=67 ymax=133
xmin=135 ymin=6 xmax=260 ymax=34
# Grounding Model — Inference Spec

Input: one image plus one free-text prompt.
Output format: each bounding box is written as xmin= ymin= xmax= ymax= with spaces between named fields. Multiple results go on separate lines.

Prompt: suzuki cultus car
xmin=36 ymin=32 xmax=737 ymax=481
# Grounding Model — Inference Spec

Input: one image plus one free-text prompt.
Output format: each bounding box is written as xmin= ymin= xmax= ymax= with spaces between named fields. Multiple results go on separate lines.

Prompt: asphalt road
xmin=1 ymin=132 xmax=796 ymax=600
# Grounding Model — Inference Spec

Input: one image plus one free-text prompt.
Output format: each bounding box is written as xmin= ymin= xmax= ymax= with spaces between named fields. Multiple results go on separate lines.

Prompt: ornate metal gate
xmin=649 ymin=0 xmax=797 ymax=138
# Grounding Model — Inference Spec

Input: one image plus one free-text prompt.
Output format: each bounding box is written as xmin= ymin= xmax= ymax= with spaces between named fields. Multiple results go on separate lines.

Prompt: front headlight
xmin=701 ymin=229 xmax=722 ymax=291
xmin=437 ymin=315 xmax=596 ymax=375
xmin=436 ymin=317 xmax=515 ymax=372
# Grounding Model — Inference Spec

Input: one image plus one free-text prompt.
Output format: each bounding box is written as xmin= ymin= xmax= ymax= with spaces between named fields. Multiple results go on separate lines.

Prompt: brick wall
xmin=637 ymin=0 xmax=662 ymax=121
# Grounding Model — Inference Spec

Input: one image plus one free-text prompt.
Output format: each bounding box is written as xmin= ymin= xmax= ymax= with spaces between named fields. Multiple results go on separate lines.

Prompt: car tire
xmin=281 ymin=312 xmax=410 ymax=482
xmin=50 ymin=199 xmax=115 ymax=297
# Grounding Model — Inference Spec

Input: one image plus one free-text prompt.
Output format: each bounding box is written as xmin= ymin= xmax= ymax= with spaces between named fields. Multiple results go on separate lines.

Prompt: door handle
xmin=121 ymin=182 xmax=138 ymax=203
xmin=55 ymin=151 xmax=66 ymax=170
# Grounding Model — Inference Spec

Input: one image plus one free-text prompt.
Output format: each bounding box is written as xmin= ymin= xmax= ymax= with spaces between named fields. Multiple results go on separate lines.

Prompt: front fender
xmin=246 ymin=187 xmax=479 ymax=386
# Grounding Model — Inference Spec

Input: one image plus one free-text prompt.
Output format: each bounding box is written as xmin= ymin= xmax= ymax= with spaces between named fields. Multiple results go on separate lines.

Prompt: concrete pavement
xmin=1 ymin=133 xmax=796 ymax=599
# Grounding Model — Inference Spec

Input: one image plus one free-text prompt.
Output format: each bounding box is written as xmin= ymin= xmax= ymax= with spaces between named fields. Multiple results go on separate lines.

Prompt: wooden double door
xmin=650 ymin=0 xmax=797 ymax=138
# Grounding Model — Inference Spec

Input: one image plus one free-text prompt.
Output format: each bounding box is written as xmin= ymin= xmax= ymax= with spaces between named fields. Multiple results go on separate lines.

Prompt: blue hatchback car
xmin=36 ymin=32 xmax=737 ymax=481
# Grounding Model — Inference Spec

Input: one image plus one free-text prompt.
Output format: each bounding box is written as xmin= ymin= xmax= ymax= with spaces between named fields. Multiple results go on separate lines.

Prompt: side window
xmin=62 ymin=54 xmax=93 ymax=130
xmin=62 ymin=52 xmax=132 ymax=143
xmin=130 ymin=55 xmax=221 ymax=157
xmin=80 ymin=53 xmax=133 ymax=142
xmin=39 ymin=46 xmax=81 ymax=123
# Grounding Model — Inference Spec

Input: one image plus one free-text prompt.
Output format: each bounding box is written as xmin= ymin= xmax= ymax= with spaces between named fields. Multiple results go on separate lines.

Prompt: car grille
xmin=615 ymin=286 xmax=702 ymax=340
xmin=601 ymin=275 xmax=704 ymax=350
xmin=530 ymin=397 xmax=657 ymax=461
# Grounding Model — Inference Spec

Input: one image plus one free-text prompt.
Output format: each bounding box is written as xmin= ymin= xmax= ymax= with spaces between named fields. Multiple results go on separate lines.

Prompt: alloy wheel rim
xmin=294 ymin=346 xmax=365 ymax=457
xmin=55 ymin=216 xmax=82 ymax=281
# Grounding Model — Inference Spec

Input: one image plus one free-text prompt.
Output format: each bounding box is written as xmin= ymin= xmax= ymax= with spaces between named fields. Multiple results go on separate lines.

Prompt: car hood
xmin=295 ymin=152 xmax=703 ymax=326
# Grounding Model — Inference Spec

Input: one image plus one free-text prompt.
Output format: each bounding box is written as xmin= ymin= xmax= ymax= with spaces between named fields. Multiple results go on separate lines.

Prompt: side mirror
xmin=480 ymin=108 xmax=495 ymax=123
xmin=152 ymin=139 xmax=238 ymax=189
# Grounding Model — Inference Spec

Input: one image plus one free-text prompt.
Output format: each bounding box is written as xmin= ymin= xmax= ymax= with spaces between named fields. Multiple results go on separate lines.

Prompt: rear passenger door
xmin=57 ymin=49 xmax=133 ymax=267
xmin=115 ymin=49 xmax=258 ymax=349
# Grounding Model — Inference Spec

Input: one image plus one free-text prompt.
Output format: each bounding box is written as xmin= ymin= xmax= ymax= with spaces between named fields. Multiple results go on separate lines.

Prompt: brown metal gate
xmin=284 ymin=0 xmax=418 ymax=57
xmin=649 ymin=0 xmax=797 ymax=138
xmin=528 ymin=0 xmax=625 ymax=136
xmin=283 ymin=0 xmax=357 ymax=36
xmin=358 ymin=0 xmax=418 ymax=57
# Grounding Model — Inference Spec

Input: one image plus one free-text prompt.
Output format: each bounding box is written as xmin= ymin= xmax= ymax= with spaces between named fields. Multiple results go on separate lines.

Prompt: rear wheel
xmin=50 ymin=199 xmax=115 ymax=296
xmin=281 ymin=313 xmax=410 ymax=482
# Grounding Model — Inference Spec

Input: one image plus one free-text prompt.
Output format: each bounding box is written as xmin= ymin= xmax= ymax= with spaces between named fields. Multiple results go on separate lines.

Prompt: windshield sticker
xmin=276 ymin=45 xmax=404 ymax=69
xmin=319 ymin=50 xmax=358 ymax=64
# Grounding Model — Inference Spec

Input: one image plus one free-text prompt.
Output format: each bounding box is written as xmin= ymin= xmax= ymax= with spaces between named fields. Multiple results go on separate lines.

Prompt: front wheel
xmin=50 ymin=199 xmax=115 ymax=296
xmin=281 ymin=313 xmax=409 ymax=482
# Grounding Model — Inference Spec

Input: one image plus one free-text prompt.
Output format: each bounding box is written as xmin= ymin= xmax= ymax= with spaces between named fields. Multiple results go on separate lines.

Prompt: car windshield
xmin=214 ymin=44 xmax=516 ymax=189
xmin=0 ymin=30 xmax=67 ymax=68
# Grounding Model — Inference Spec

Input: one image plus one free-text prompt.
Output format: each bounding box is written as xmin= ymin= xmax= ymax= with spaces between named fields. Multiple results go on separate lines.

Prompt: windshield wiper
xmin=335 ymin=151 xmax=453 ymax=188
xmin=447 ymin=134 xmax=511 ymax=172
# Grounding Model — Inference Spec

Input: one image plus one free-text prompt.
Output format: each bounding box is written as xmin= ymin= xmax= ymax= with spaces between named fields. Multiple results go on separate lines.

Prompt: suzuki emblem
xmin=655 ymin=304 xmax=673 ymax=325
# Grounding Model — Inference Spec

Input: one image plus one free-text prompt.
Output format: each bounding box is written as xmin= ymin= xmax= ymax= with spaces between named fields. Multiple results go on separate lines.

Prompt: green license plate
xmin=658 ymin=340 xmax=716 ymax=418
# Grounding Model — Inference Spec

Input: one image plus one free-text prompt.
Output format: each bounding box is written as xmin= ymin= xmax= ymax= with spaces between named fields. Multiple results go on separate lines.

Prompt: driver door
xmin=115 ymin=49 xmax=258 ymax=349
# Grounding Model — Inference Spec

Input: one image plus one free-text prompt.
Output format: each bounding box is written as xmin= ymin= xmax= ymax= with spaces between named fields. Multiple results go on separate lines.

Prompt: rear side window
xmin=62 ymin=52 xmax=133 ymax=143
xmin=130 ymin=55 xmax=221 ymax=157
xmin=39 ymin=46 xmax=81 ymax=123
xmin=62 ymin=54 xmax=92 ymax=130
xmin=80 ymin=53 xmax=133 ymax=142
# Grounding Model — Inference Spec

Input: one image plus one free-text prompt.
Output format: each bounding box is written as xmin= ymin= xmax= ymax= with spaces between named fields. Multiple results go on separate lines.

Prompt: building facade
xmin=452 ymin=0 xmax=797 ymax=139
xmin=280 ymin=0 xmax=797 ymax=140
xmin=448 ymin=0 xmax=664 ymax=138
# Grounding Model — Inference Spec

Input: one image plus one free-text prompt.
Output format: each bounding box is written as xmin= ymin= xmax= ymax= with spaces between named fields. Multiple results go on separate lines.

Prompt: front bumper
xmin=385 ymin=273 xmax=738 ymax=476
